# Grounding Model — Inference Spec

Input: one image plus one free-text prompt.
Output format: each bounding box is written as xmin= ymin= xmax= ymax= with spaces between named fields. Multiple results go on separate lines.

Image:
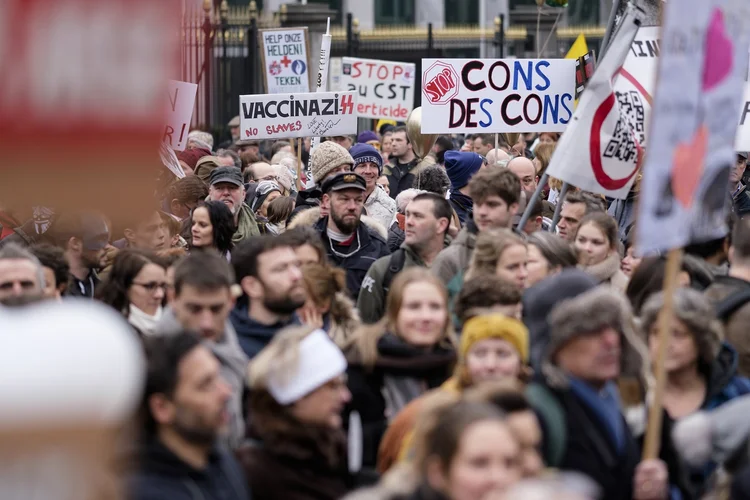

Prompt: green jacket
xmin=233 ymin=203 xmax=260 ymax=244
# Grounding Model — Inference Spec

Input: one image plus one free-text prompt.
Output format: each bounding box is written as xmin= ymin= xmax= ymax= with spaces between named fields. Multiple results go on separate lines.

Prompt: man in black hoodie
xmin=230 ymin=233 xmax=305 ymax=359
xmin=129 ymin=332 xmax=250 ymax=500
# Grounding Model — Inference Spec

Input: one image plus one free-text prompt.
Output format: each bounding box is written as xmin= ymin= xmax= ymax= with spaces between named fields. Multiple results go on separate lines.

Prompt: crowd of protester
xmin=4 ymin=121 xmax=750 ymax=500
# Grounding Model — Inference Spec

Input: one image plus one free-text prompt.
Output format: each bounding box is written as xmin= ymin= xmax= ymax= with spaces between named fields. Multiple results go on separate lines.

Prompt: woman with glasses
xmin=97 ymin=249 xmax=167 ymax=336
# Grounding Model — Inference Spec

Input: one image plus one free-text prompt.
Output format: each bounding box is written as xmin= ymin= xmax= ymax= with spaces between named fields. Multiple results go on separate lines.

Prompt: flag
xmin=544 ymin=4 xmax=644 ymax=200
xmin=636 ymin=0 xmax=750 ymax=254
xmin=566 ymin=33 xmax=588 ymax=60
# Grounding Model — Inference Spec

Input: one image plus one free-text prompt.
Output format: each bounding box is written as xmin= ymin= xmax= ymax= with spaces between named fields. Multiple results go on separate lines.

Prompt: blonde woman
xmin=236 ymin=325 xmax=353 ymax=500
xmin=343 ymin=268 xmax=456 ymax=474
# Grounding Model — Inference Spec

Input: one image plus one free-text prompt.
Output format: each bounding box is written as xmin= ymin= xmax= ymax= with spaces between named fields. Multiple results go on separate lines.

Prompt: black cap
xmin=209 ymin=166 xmax=243 ymax=187
xmin=321 ymin=172 xmax=367 ymax=194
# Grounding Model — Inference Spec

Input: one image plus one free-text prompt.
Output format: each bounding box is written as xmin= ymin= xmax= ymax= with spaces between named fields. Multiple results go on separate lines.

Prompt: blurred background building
xmin=185 ymin=0 xmax=611 ymax=132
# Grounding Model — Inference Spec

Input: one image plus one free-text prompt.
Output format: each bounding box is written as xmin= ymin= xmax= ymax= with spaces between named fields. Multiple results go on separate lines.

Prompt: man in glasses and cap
xmin=313 ymin=172 xmax=389 ymax=297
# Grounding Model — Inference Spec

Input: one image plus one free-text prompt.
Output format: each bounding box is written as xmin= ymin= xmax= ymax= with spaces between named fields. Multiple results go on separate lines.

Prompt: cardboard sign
xmin=163 ymin=80 xmax=198 ymax=152
xmin=736 ymin=83 xmax=750 ymax=151
xmin=341 ymin=57 xmax=415 ymax=119
xmin=260 ymin=28 xmax=311 ymax=94
xmin=420 ymin=58 xmax=576 ymax=134
xmin=637 ymin=0 xmax=750 ymax=254
xmin=545 ymin=6 xmax=642 ymax=199
xmin=239 ymin=91 xmax=357 ymax=140
xmin=0 ymin=0 xmax=180 ymax=228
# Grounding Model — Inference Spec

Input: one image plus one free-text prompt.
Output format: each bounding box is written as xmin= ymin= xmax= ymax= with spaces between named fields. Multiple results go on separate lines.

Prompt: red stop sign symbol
xmin=589 ymin=92 xmax=642 ymax=190
xmin=422 ymin=61 xmax=460 ymax=105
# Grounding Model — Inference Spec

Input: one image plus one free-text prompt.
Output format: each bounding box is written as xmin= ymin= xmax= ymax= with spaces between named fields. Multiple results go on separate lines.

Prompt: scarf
xmin=233 ymin=203 xmax=260 ymax=244
xmin=580 ymin=252 xmax=621 ymax=284
xmin=128 ymin=304 xmax=163 ymax=336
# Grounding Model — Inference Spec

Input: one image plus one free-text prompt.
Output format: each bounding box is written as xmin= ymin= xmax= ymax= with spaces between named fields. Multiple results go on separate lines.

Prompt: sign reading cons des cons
xmin=420 ymin=58 xmax=576 ymax=134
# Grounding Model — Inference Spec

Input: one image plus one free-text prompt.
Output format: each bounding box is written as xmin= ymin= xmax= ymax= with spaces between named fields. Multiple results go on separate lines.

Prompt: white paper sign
xmin=637 ymin=0 xmax=750 ymax=254
xmin=736 ymin=83 xmax=750 ymax=150
xmin=342 ymin=57 xmax=415 ymax=120
xmin=545 ymin=6 xmax=642 ymax=200
xmin=239 ymin=91 xmax=357 ymax=140
xmin=163 ymin=80 xmax=198 ymax=152
xmin=420 ymin=58 xmax=576 ymax=134
xmin=260 ymin=28 xmax=310 ymax=94
xmin=159 ymin=142 xmax=186 ymax=179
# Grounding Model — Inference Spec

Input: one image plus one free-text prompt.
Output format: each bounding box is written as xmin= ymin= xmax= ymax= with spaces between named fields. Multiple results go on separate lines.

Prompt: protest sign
xmin=545 ymin=6 xmax=643 ymax=199
xmin=735 ymin=83 xmax=750 ymax=151
xmin=260 ymin=28 xmax=311 ymax=94
xmin=637 ymin=0 xmax=750 ymax=255
xmin=0 ymin=0 xmax=179 ymax=227
xmin=342 ymin=57 xmax=415 ymax=119
xmin=163 ymin=80 xmax=198 ymax=152
xmin=420 ymin=58 xmax=575 ymax=134
xmin=239 ymin=91 xmax=357 ymax=140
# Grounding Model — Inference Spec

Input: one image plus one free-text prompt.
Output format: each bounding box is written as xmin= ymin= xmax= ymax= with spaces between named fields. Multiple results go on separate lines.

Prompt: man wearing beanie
xmin=350 ymin=143 xmax=396 ymax=229
xmin=432 ymin=168 xmax=521 ymax=285
xmin=444 ymin=150 xmax=485 ymax=226
xmin=290 ymin=141 xmax=354 ymax=220
xmin=526 ymin=284 xmax=670 ymax=500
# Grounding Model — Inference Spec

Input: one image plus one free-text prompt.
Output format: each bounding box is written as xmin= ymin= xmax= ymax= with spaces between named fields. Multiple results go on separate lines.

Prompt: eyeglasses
xmin=132 ymin=282 xmax=168 ymax=292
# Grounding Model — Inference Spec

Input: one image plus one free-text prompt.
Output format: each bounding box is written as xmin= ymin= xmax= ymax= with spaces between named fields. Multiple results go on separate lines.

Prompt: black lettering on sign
xmin=168 ymin=87 xmax=179 ymax=112
xmin=741 ymin=101 xmax=750 ymax=126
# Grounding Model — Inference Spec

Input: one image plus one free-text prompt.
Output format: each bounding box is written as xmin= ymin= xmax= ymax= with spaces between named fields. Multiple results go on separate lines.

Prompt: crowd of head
xmin=4 ymin=123 xmax=750 ymax=500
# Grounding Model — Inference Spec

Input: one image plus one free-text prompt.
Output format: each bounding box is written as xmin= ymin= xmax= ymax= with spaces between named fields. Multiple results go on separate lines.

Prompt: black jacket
xmin=65 ymin=270 xmax=100 ymax=299
xmin=313 ymin=216 xmax=389 ymax=298
xmin=733 ymin=184 xmax=750 ymax=219
xmin=448 ymin=191 xmax=473 ymax=227
xmin=288 ymin=188 xmax=323 ymax=224
xmin=384 ymin=158 xmax=419 ymax=200
xmin=127 ymin=439 xmax=250 ymax=500
xmin=344 ymin=334 xmax=455 ymax=470
xmin=229 ymin=302 xmax=298 ymax=359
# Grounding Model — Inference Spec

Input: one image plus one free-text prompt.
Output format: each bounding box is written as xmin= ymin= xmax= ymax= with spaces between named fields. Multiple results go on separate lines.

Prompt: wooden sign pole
xmin=642 ymin=247 xmax=683 ymax=459
xmin=296 ymin=138 xmax=303 ymax=192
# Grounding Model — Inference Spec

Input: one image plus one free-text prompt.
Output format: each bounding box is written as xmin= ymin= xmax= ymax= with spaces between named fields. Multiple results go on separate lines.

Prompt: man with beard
xmin=0 ymin=243 xmax=45 ymax=306
xmin=313 ymin=172 xmax=390 ymax=297
xmin=229 ymin=234 xmax=306 ymax=359
xmin=357 ymin=193 xmax=451 ymax=323
xmin=47 ymin=211 xmax=110 ymax=299
xmin=208 ymin=166 xmax=260 ymax=245
xmin=129 ymin=332 xmax=250 ymax=499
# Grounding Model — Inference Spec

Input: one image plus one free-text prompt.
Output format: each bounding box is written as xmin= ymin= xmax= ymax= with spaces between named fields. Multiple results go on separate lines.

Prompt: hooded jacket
xmin=229 ymin=301 xmax=299 ymax=360
xmin=157 ymin=308 xmax=249 ymax=449
xmin=127 ymin=439 xmax=250 ymax=500
xmin=344 ymin=333 xmax=456 ymax=470
xmin=289 ymin=187 xmax=323 ymax=223
xmin=431 ymin=222 xmax=478 ymax=285
xmin=384 ymin=157 xmax=420 ymax=200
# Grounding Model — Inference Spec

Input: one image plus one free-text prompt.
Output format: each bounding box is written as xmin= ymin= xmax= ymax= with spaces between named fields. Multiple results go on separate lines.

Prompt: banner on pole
xmin=419 ymin=58 xmax=576 ymax=134
xmin=545 ymin=5 xmax=643 ymax=200
xmin=163 ymin=80 xmax=198 ymax=152
xmin=637 ymin=0 xmax=750 ymax=254
xmin=259 ymin=28 xmax=311 ymax=94
xmin=341 ymin=57 xmax=415 ymax=119
xmin=239 ymin=91 xmax=357 ymax=140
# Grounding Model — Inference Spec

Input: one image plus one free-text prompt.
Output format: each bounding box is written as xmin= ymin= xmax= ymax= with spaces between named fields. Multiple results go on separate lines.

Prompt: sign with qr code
xmin=545 ymin=6 xmax=643 ymax=199
xmin=636 ymin=0 xmax=750 ymax=254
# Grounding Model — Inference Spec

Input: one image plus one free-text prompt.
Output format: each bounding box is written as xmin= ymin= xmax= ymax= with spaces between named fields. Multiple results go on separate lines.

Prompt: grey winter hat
xmin=251 ymin=180 xmax=282 ymax=213
xmin=542 ymin=285 xmax=649 ymax=389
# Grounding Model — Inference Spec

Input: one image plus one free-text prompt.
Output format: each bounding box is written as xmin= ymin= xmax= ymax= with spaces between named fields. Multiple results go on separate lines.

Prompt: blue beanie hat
xmin=349 ymin=143 xmax=384 ymax=175
xmin=444 ymin=150 xmax=484 ymax=190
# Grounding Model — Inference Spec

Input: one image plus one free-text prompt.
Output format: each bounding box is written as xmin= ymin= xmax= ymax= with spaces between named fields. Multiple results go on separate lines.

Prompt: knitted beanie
xmin=251 ymin=180 xmax=281 ymax=212
xmin=461 ymin=314 xmax=529 ymax=363
xmin=349 ymin=143 xmax=384 ymax=175
xmin=357 ymin=130 xmax=380 ymax=144
xmin=310 ymin=141 xmax=354 ymax=185
xmin=444 ymin=150 xmax=484 ymax=190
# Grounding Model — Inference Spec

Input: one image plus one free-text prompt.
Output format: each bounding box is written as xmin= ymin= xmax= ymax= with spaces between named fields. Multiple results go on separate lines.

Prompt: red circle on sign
xmin=589 ymin=93 xmax=642 ymax=190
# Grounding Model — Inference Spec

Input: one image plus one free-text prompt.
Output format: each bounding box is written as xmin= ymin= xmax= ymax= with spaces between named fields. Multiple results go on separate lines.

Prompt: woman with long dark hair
xmin=190 ymin=200 xmax=235 ymax=258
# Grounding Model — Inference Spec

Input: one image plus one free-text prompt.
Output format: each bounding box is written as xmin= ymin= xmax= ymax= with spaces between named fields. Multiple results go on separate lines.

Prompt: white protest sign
xmin=163 ymin=80 xmax=198 ymax=152
xmin=735 ymin=83 xmax=750 ymax=150
xmin=260 ymin=28 xmax=310 ymax=94
xmin=420 ymin=58 xmax=575 ymax=134
xmin=329 ymin=57 xmax=343 ymax=91
xmin=545 ymin=5 xmax=643 ymax=199
xmin=637 ymin=0 xmax=750 ymax=254
xmin=342 ymin=57 xmax=415 ymax=120
xmin=239 ymin=91 xmax=357 ymax=140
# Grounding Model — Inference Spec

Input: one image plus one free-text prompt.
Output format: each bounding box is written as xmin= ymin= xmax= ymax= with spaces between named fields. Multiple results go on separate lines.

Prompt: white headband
xmin=267 ymin=329 xmax=347 ymax=405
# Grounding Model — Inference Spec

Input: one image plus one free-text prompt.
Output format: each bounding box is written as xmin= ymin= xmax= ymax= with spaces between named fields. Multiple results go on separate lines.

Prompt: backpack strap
xmin=715 ymin=287 xmax=750 ymax=321
xmin=526 ymin=383 xmax=567 ymax=468
xmin=382 ymin=248 xmax=407 ymax=294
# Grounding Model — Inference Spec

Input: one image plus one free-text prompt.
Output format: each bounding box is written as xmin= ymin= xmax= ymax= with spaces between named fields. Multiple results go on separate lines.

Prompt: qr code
xmin=602 ymin=90 xmax=645 ymax=163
